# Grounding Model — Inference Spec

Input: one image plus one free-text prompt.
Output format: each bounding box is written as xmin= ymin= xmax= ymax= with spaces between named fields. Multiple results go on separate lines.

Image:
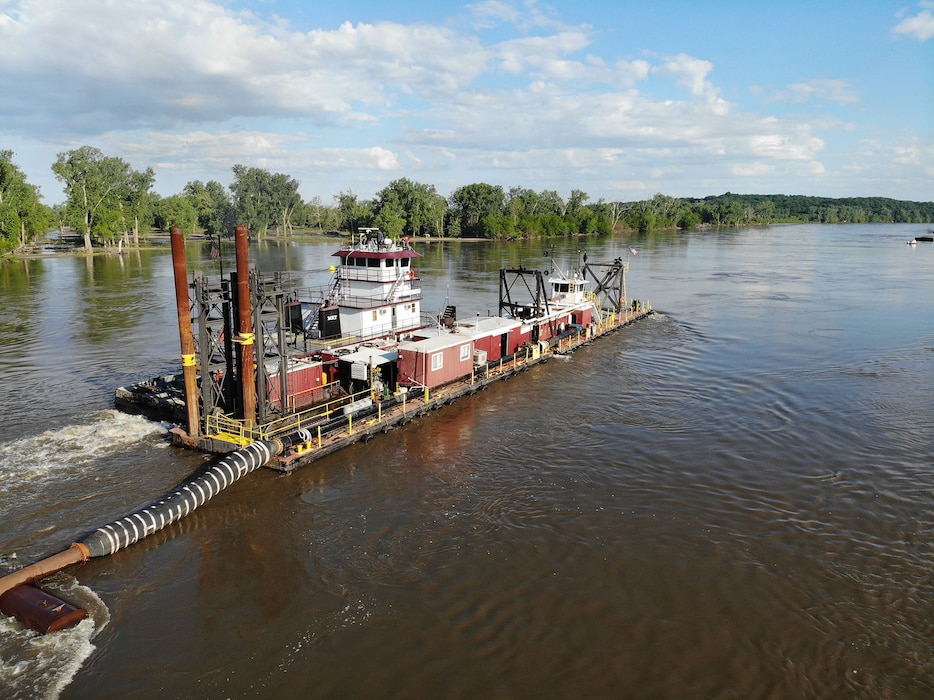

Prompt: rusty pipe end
xmin=0 ymin=543 xmax=90 ymax=598
xmin=0 ymin=584 xmax=89 ymax=634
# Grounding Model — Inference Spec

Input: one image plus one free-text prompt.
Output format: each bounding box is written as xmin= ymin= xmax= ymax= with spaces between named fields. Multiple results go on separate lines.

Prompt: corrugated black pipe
xmin=0 ymin=438 xmax=288 ymax=598
xmin=77 ymin=439 xmax=283 ymax=558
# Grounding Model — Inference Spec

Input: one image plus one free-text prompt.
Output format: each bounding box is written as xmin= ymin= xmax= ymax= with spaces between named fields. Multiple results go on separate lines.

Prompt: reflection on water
xmin=1 ymin=225 xmax=933 ymax=699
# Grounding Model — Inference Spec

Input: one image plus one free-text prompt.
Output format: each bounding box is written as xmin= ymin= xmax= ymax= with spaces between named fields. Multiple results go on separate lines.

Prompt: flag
xmin=629 ymin=248 xmax=638 ymax=256
xmin=210 ymin=243 xmax=220 ymax=260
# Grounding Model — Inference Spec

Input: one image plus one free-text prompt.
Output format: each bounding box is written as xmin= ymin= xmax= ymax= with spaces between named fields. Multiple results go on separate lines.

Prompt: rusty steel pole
xmin=170 ymin=225 xmax=201 ymax=437
xmin=235 ymin=224 xmax=257 ymax=425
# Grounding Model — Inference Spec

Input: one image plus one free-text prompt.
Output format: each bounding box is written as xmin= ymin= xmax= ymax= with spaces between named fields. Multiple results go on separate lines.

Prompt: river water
xmin=1 ymin=224 xmax=933 ymax=699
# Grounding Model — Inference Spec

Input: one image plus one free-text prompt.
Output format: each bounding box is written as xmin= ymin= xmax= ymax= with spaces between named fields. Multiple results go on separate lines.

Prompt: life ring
xmin=409 ymin=269 xmax=415 ymax=280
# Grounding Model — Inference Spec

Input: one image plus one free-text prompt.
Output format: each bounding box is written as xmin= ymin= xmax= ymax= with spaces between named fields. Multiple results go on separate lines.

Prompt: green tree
xmin=538 ymin=189 xmax=566 ymax=216
xmin=93 ymin=207 xmax=124 ymax=244
xmin=184 ymin=180 xmax=234 ymax=236
xmin=51 ymin=146 xmax=142 ymax=253
xmin=0 ymin=205 xmax=19 ymax=252
xmin=564 ymin=189 xmax=590 ymax=232
xmin=296 ymin=195 xmax=340 ymax=233
xmin=374 ymin=178 xmax=447 ymax=237
xmin=374 ymin=201 xmax=406 ymax=238
xmin=0 ymin=150 xmax=51 ymax=252
xmin=268 ymin=172 xmax=302 ymax=237
xmin=51 ymin=203 xmax=68 ymax=236
xmin=230 ymin=165 xmax=273 ymax=237
xmin=753 ymin=200 xmax=775 ymax=223
xmin=540 ymin=212 xmax=567 ymax=236
xmin=425 ymin=190 xmax=448 ymax=237
xmin=677 ymin=209 xmax=701 ymax=230
xmin=153 ymin=194 xmax=198 ymax=235
xmin=505 ymin=187 xmax=542 ymax=229
xmin=449 ymin=183 xmax=504 ymax=238
xmin=229 ymin=165 xmax=302 ymax=238
xmin=336 ymin=190 xmax=372 ymax=233
xmin=122 ymin=167 xmax=155 ymax=246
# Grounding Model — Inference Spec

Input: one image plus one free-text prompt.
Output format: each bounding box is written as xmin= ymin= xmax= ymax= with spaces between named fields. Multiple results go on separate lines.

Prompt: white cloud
xmin=495 ymin=30 xmax=591 ymax=76
xmin=652 ymin=54 xmax=718 ymax=101
xmin=467 ymin=0 xmax=564 ymax=32
xmin=732 ymin=162 xmax=774 ymax=177
xmin=893 ymin=144 xmax=921 ymax=166
xmin=748 ymin=132 xmax=824 ymax=160
xmin=0 ymin=0 xmax=929 ymax=202
xmin=467 ymin=0 xmax=523 ymax=28
xmin=0 ymin=0 xmax=488 ymax=136
xmin=769 ymin=79 xmax=859 ymax=105
xmin=892 ymin=5 xmax=934 ymax=40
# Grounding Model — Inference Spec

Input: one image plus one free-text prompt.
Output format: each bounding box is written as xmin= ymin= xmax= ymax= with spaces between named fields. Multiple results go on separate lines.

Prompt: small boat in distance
xmin=913 ymin=233 xmax=933 ymax=242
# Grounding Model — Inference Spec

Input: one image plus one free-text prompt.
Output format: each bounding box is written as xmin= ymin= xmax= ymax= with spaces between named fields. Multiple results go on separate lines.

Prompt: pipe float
xmin=0 ymin=438 xmax=287 ymax=633
xmin=0 ymin=583 xmax=89 ymax=634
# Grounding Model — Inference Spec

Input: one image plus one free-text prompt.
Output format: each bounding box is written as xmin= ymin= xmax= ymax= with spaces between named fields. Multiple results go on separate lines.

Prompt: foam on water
xmin=0 ymin=578 xmax=108 ymax=700
xmin=0 ymin=412 xmax=133 ymax=699
xmin=0 ymin=410 xmax=168 ymax=486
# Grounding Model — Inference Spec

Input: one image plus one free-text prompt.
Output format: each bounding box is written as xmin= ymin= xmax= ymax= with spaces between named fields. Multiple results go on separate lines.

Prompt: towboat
xmin=115 ymin=227 xmax=653 ymax=471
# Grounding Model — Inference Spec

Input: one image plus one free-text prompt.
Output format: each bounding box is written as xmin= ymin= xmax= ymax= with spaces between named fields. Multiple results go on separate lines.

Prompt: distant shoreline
xmin=3 ymin=230 xmax=494 ymax=261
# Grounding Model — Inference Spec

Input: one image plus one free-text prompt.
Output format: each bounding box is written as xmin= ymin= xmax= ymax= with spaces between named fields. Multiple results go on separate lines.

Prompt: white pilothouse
xmin=327 ymin=228 xmax=424 ymax=340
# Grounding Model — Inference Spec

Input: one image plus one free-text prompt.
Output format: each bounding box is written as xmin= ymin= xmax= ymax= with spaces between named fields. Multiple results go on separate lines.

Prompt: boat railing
xmin=290 ymin=283 xmax=333 ymax=306
xmin=336 ymin=288 xmax=421 ymax=308
xmin=338 ymin=240 xmax=414 ymax=253
xmin=204 ymin=385 xmax=377 ymax=445
xmin=339 ymin=267 xmax=391 ymax=282
xmin=300 ymin=315 xmax=432 ymax=350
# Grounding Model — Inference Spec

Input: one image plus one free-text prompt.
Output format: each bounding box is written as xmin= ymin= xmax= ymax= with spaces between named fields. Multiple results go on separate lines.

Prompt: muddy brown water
xmin=1 ymin=224 xmax=933 ymax=699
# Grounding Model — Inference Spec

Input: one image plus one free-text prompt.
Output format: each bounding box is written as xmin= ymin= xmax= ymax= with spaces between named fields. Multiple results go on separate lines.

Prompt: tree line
xmin=2 ymin=146 xmax=932 ymax=255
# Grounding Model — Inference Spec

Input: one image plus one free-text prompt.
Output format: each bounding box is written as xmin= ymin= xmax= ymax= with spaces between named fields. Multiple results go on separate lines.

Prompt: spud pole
xmin=235 ymin=224 xmax=257 ymax=426
xmin=171 ymin=225 xmax=201 ymax=437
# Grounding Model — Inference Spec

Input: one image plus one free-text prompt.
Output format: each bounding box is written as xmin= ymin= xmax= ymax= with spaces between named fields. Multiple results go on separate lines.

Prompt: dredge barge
xmin=0 ymin=226 xmax=654 ymax=633
xmin=116 ymin=225 xmax=653 ymax=472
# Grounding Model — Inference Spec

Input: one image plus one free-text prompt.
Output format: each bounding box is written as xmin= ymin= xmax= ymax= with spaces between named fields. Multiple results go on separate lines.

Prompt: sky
xmin=1 ymin=0 xmax=932 ymax=206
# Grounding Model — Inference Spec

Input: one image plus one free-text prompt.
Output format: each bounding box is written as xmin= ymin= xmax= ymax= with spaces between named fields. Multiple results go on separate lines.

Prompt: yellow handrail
xmin=203 ymin=385 xmax=377 ymax=443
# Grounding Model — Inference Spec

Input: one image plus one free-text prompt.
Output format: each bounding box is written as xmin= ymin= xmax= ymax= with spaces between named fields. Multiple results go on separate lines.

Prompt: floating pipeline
xmin=77 ymin=439 xmax=283 ymax=557
xmin=0 ymin=438 xmax=288 ymax=633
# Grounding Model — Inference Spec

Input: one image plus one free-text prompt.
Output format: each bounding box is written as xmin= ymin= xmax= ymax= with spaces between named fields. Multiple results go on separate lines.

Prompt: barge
xmin=0 ymin=226 xmax=655 ymax=633
xmin=115 ymin=225 xmax=653 ymax=472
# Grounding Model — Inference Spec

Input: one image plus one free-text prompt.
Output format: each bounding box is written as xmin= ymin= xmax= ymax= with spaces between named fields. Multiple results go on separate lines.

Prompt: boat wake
xmin=0 ymin=410 xmax=168 ymax=487
xmin=0 ymin=414 xmax=146 ymax=699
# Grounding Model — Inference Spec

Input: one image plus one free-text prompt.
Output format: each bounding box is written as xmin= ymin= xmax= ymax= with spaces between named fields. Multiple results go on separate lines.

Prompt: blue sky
xmin=1 ymin=0 xmax=931 ymax=205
